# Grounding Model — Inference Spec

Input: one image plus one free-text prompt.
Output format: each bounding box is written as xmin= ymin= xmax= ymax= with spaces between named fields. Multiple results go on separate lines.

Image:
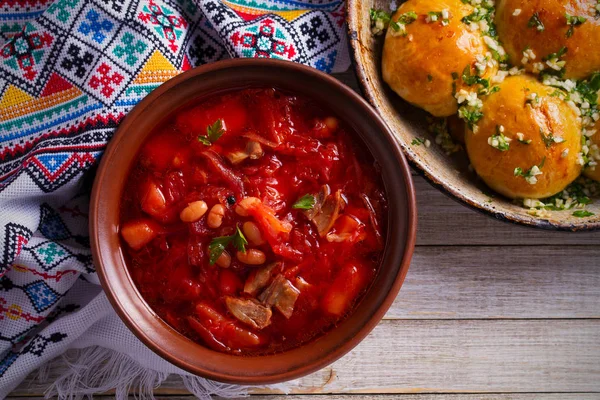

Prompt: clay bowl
xmin=90 ymin=59 xmax=417 ymax=384
xmin=347 ymin=0 xmax=600 ymax=230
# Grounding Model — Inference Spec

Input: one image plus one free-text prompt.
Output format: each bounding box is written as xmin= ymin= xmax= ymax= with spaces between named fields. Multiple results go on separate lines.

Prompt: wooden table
xmin=9 ymin=71 xmax=600 ymax=399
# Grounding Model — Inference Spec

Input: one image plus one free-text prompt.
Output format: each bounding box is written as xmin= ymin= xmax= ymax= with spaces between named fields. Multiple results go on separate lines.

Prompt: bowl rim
xmin=90 ymin=58 xmax=418 ymax=384
xmin=346 ymin=3 xmax=600 ymax=232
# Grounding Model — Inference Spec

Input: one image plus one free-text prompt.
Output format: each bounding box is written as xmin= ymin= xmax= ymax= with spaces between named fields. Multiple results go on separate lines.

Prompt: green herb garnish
xmin=461 ymin=65 xmax=489 ymax=89
xmin=209 ymin=236 xmax=232 ymax=265
xmin=208 ymin=225 xmax=247 ymax=265
xmin=514 ymin=157 xmax=546 ymax=185
xmin=573 ymin=210 xmax=595 ymax=217
xmin=488 ymin=126 xmax=511 ymax=152
xmin=575 ymin=73 xmax=600 ymax=106
xmin=232 ymin=225 xmax=248 ymax=252
xmin=528 ymin=12 xmax=545 ymax=32
xmin=458 ymin=107 xmax=484 ymax=129
xmin=540 ymin=128 xmax=565 ymax=148
xmin=398 ymin=11 xmax=418 ymax=24
xmin=543 ymin=46 xmax=568 ymax=61
xmin=565 ymin=13 xmax=586 ymax=38
xmin=198 ymin=119 xmax=226 ymax=146
xmin=292 ymin=194 xmax=316 ymax=210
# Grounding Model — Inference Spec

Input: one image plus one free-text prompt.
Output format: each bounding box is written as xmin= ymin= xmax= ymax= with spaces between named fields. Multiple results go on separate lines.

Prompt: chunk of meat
xmin=258 ymin=274 xmax=300 ymax=319
xmin=247 ymin=141 xmax=263 ymax=159
xmin=302 ymin=184 xmax=330 ymax=221
xmin=244 ymin=262 xmax=280 ymax=296
xmin=303 ymin=186 xmax=345 ymax=237
xmin=121 ymin=219 xmax=159 ymax=250
xmin=225 ymin=297 xmax=272 ymax=330
xmin=225 ymin=141 xmax=264 ymax=165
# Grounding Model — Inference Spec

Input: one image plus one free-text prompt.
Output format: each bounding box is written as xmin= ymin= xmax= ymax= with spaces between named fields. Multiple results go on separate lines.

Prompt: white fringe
xmin=43 ymin=346 xmax=251 ymax=400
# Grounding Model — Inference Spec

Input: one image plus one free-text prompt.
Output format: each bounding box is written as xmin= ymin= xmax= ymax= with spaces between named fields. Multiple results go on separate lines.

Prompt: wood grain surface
xmin=7 ymin=71 xmax=600 ymax=399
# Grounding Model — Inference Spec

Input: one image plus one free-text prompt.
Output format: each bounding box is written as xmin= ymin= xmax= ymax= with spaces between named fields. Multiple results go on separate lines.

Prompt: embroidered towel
xmin=0 ymin=0 xmax=349 ymax=397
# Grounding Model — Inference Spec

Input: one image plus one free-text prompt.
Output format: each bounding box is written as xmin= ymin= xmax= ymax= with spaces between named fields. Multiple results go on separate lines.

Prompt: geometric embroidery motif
xmin=30 ymin=241 xmax=70 ymax=270
xmin=1 ymin=223 xmax=32 ymax=274
xmin=23 ymin=332 xmax=68 ymax=356
xmin=46 ymin=0 xmax=82 ymax=24
xmin=112 ymin=32 xmax=148 ymax=67
xmin=78 ymin=8 xmax=115 ymax=45
xmin=230 ymin=18 xmax=297 ymax=60
xmin=25 ymin=151 xmax=100 ymax=193
xmin=298 ymin=15 xmax=332 ymax=51
xmin=186 ymin=29 xmax=221 ymax=66
xmin=60 ymin=42 xmax=96 ymax=80
xmin=88 ymin=61 xmax=125 ymax=98
xmin=23 ymin=280 xmax=61 ymax=312
xmin=0 ymin=23 xmax=53 ymax=81
xmin=138 ymin=0 xmax=187 ymax=52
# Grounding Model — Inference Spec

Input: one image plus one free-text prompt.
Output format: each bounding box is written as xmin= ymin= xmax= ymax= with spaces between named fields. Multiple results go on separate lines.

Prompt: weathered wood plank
xmin=413 ymin=176 xmax=600 ymax=245
xmin=386 ymin=245 xmax=600 ymax=319
xmin=10 ymin=395 xmax=600 ymax=399
xmin=276 ymin=319 xmax=600 ymax=394
xmin=11 ymin=320 xmax=600 ymax=396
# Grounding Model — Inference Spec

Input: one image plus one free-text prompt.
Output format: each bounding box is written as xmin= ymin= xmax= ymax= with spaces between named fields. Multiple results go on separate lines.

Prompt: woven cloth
xmin=0 ymin=0 xmax=349 ymax=397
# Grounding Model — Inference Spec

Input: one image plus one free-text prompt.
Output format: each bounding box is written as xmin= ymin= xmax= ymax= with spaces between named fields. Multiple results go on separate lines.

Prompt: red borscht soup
xmin=120 ymin=88 xmax=388 ymax=355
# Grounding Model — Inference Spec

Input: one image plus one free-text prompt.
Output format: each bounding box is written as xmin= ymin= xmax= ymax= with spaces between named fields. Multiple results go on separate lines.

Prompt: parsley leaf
xmin=488 ymin=126 xmax=511 ymax=151
xmin=207 ymin=119 xmax=225 ymax=142
xmin=398 ymin=11 xmax=418 ymax=24
xmin=543 ymin=46 xmax=568 ymax=61
xmin=514 ymin=157 xmax=546 ymax=184
xmin=369 ymin=8 xmax=391 ymax=25
xmin=573 ymin=210 xmax=595 ymax=217
xmin=369 ymin=9 xmax=392 ymax=35
xmin=565 ymin=13 xmax=586 ymax=38
xmin=232 ymin=225 xmax=248 ymax=253
xmin=528 ymin=12 xmax=545 ymax=32
xmin=575 ymin=73 xmax=600 ymax=106
xmin=198 ymin=119 xmax=226 ymax=146
xmin=292 ymin=194 xmax=316 ymax=210
xmin=208 ymin=225 xmax=248 ymax=264
xmin=208 ymin=235 xmax=233 ymax=265
xmin=461 ymin=65 xmax=490 ymax=89
xmin=197 ymin=136 xmax=211 ymax=146
xmin=540 ymin=128 xmax=565 ymax=148
xmin=458 ymin=107 xmax=484 ymax=129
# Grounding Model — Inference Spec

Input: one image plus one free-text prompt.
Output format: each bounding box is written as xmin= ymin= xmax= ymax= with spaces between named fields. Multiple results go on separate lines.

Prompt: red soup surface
xmin=120 ymin=87 xmax=388 ymax=355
